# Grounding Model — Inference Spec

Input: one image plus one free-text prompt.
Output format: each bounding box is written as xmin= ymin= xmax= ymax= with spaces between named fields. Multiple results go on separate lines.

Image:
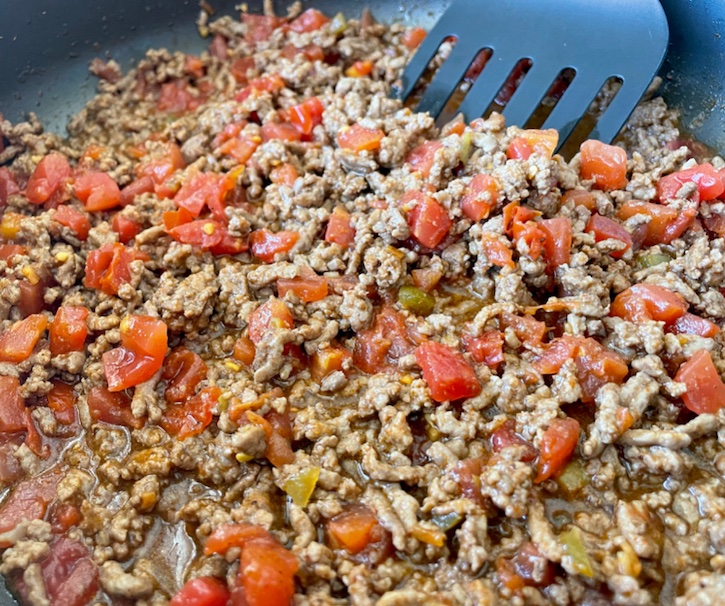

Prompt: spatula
xmin=397 ymin=0 xmax=669 ymax=147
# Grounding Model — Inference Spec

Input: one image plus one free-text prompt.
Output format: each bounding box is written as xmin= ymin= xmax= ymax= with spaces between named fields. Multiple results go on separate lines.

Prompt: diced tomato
xmin=84 ymin=242 xmax=141 ymax=296
xmin=249 ymin=228 xmax=300 ymax=263
xmin=401 ymin=27 xmax=427 ymax=50
xmin=669 ymin=313 xmax=720 ymax=338
xmin=163 ymin=207 xmax=194 ymax=231
xmin=574 ymin=337 xmax=629 ymax=402
xmin=0 ymin=470 xmax=61 ymax=546
xmin=0 ymin=314 xmax=48 ymax=363
xmin=328 ymin=504 xmax=379 ymax=554
xmin=442 ymin=120 xmax=466 ymax=137
xmin=248 ymin=299 xmax=294 ymax=344
xmin=26 ymin=153 xmax=72 ymax=205
xmin=406 ymin=140 xmax=443 ymax=179
xmin=535 ymin=417 xmax=580 ymax=483
xmin=27 ymin=537 xmax=99 ymax=606
xmin=111 ymin=214 xmax=142 ymax=244
xmin=270 ymin=163 xmax=298 ymax=187
xmin=168 ymin=219 xmax=226 ymax=249
xmin=73 ymin=171 xmax=121 ymax=212
xmin=281 ymin=43 xmax=325 ymax=62
xmin=17 ymin=279 xmax=46 ymax=318
xmin=531 ymin=335 xmax=580 ymax=374
xmin=50 ymin=502 xmax=83 ymax=533
xmin=46 ymin=380 xmax=77 ymax=426
xmin=289 ymin=8 xmax=330 ymax=32
xmin=0 ymin=243 xmax=26 ymax=266
xmin=183 ymin=55 xmax=204 ymax=79
xmin=174 ymin=172 xmax=233 ymax=222
xmin=538 ymin=217 xmax=572 ymax=269
xmin=49 ymin=306 xmax=89 ymax=356
xmin=512 ymin=220 xmax=547 ymax=260
xmin=163 ymin=347 xmax=208 ymax=404
xmin=242 ymin=13 xmax=285 ymax=44
xmin=209 ymin=229 xmax=249 ymax=256
xmin=338 ymin=123 xmax=385 ymax=152
xmin=497 ymin=543 xmax=555 ymax=591
xmin=507 ymin=129 xmax=558 ymax=160
xmin=103 ymin=315 xmax=167 ymax=391
xmin=260 ymin=122 xmax=302 ymax=143
xmin=234 ymin=74 xmax=286 ymax=102
xmin=119 ymin=176 xmax=155 ymax=206
xmin=230 ymin=56 xmax=256 ymax=85
xmin=451 ymin=457 xmax=485 ymax=506
xmin=0 ymin=167 xmax=21 ymax=206
xmin=586 ymin=214 xmax=632 ymax=258
xmin=161 ymin=386 xmax=220 ymax=439
xmin=415 ymin=341 xmax=481 ymax=402
xmin=658 ymin=162 xmax=724 ymax=202
xmin=480 ymin=235 xmax=514 ymax=269
xmin=500 ymin=312 xmax=546 ymax=346
xmin=580 ymin=140 xmax=628 ymax=191
xmin=135 ymin=142 xmax=186 ymax=198
xmin=460 ymin=174 xmax=500 ymax=222
xmin=353 ymin=306 xmax=417 ymax=374
xmin=209 ymin=34 xmax=229 ymax=59
xmin=674 ymin=349 xmax=725 ymax=414
xmin=310 ymin=345 xmax=351 ymax=381
xmin=611 ymin=283 xmax=688 ymax=324
xmin=408 ymin=194 xmax=452 ymax=249
xmin=244 ymin=410 xmax=295 ymax=467
xmin=464 ymin=330 xmax=504 ymax=369
xmin=617 ymin=201 xmax=696 ymax=246
xmin=561 ymin=189 xmax=596 ymax=211
xmin=0 ymin=375 xmax=25 ymax=432
xmin=289 ymin=97 xmax=325 ymax=135
xmin=502 ymin=201 xmax=539 ymax=236
xmin=703 ymin=212 xmax=725 ymax=236
xmin=205 ymin=524 xmax=273 ymax=556
xmin=157 ymin=80 xmax=204 ymax=114
xmin=491 ymin=418 xmax=538 ymax=462
xmin=325 ymin=207 xmax=356 ymax=249
xmin=346 ymin=60 xmax=374 ymax=78
xmin=233 ymin=337 xmax=256 ymax=366
xmin=54 ymin=205 xmax=91 ymax=242
xmin=87 ymin=386 xmax=144 ymax=429
xmin=278 ymin=274 xmax=329 ymax=302
xmin=218 ymin=136 xmax=260 ymax=164
xmin=170 ymin=577 xmax=230 ymax=606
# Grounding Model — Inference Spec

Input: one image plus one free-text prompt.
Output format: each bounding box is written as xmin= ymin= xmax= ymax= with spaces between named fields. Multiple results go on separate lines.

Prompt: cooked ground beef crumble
xmin=2 ymin=5 xmax=725 ymax=606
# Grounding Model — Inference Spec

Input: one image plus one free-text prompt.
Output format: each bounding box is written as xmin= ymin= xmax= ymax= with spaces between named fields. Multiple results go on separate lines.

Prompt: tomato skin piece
xmin=289 ymin=97 xmax=324 ymax=135
xmin=415 ymin=341 xmax=482 ymax=402
xmin=73 ymin=171 xmax=122 ymax=211
xmin=248 ymin=299 xmax=294 ymax=344
xmin=669 ymin=313 xmax=720 ymax=338
xmin=26 ymin=153 xmax=72 ymax=205
xmin=325 ymin=207 xmax=356 ymax=248
xmin=586 ymin=214 xmax=632 ymax=258
xmin=675 ymin=349 xmax=725 ymax=414
xmin=249 ymin=228 xmax=300 ymax=263
xmin=580 ymin=140 xmax=628 ymax=190
xmin=278 ymin=275 xmax=329 ymax=302
xmin=328 ymin=505 xmax=379 ymax=554
xmin=480 ymin=235 xmax=514 ymax=269
xmin=535 ymin=417 xmax=581 ymax=483
xmin=401 ymin=27 xmax=427 ymax=50
xmin=338 ymin=123 xmax=385 ymax=152
xmin=406 ymin=140 xmax=443 ymax=179
xmin=49 ymin=306 xmax=89 ymax=356
xmin=658 ymin=162 xmax=724 ymax=202
xmin=174 ymin=172 xmax=232 ymax=220
xmin=161 ymin=386 xmax=220 ymax=439
xmin=84 ymin=242 xmax=139 ymax=296
xmin=163 ymin=347 xmax=208 ymax=404
xmin=289 ymin=8 xmax=330 ymax=33
xmin=54 ymin=205 xmax=91 ymax=240
xmin=87 ymin=386 xmax=144 ymax=428
xmin=538 ymin=217 xmax=572 ymax=269
xmin=610 ymin=283 xmax=688 ymax=324
xmin=460 ymin=174 xmax=500 ymax=222
xmin=0 ymin=314 xmax=48 ymax=363
xmin=169 ymin=577 xmax=230 ymax=606
xmin=408 ymin=195 xmax=452 ymax=249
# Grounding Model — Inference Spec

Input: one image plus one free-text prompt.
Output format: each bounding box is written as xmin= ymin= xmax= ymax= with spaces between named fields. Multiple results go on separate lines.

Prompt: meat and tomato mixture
xmin=2 ymin=4 xmax=725 ymax=606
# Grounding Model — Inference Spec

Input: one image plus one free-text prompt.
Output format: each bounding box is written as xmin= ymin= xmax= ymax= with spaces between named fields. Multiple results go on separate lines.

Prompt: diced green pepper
xmin=330 ymin=12 xmax=347 ymax=35
xmin=432 ymin=512 xmax=463 ymax=531
xmin=282 ymin=466 xmax=320 ymax=507
xmin=560 ymin=527 xmax=594 ymax=578
xmin=398 ymin=285 xmax=435 ymax=316
xmin=637 ymin=252 xmax=672 ymax=269
xmin=556 ymin=459 xmax=588 ymax=495
xmin=459 ymin=132 xmax=473 ymax=164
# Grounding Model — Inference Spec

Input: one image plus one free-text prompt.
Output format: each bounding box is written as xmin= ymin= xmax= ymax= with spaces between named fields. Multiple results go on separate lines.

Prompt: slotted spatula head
xmin=398 ymin=0 xmax=669 ymax=147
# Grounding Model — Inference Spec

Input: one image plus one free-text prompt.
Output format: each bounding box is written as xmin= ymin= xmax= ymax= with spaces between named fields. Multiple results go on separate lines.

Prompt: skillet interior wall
xmin=1 ymin=0 xmax=724 ymax=149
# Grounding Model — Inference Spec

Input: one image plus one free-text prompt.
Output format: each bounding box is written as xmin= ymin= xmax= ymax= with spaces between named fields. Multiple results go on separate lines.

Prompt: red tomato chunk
xmin=415 ymin=341 xmax=481 ymax=402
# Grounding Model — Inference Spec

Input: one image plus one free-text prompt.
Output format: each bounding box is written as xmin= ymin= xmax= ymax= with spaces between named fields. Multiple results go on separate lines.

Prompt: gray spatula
xmin=398 ymin=0 xmax=669 ymax=147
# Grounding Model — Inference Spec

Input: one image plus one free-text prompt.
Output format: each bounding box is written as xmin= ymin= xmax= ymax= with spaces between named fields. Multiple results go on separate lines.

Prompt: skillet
xmin=0 ymin=0 xmax=724 ymax=604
